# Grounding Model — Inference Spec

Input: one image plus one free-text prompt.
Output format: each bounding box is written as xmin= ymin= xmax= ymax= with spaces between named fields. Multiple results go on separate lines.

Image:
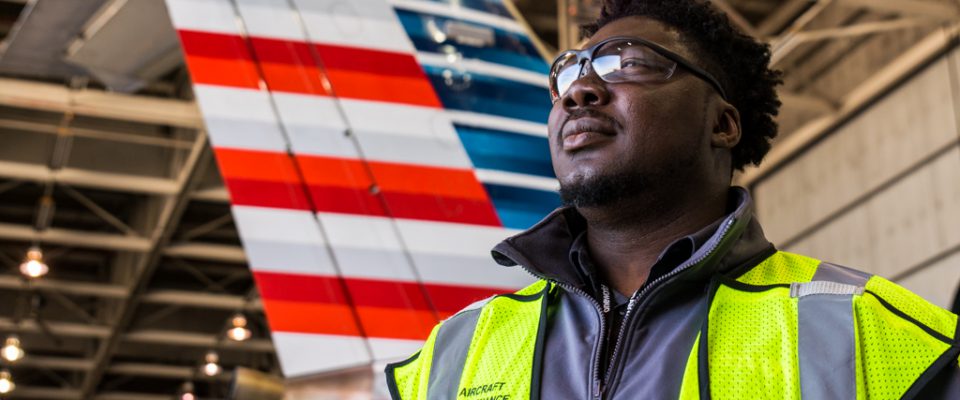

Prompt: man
xmin=386 ymin=0 xmax=960 ymax=398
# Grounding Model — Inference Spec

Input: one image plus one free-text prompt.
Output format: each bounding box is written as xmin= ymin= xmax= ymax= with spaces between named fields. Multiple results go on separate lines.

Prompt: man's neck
xmin=580 ymin=188 xmax=728 ymax=297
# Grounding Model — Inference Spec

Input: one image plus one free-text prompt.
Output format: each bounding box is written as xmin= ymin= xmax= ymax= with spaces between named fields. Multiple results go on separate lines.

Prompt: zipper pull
xmin=601 ymin=284 xmax=611 ymax=314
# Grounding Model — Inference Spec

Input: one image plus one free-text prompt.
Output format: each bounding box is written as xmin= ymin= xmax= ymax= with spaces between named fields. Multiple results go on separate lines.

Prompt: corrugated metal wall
xmin=753 ymin=46 xmax=960 ymax=309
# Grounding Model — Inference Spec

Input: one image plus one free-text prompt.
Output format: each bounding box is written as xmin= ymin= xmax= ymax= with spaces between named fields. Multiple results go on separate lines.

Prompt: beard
xmin=557 ymin=147 xmax=699 ymax=209
xmin=558 ymin=167 xmax=653 ymax=208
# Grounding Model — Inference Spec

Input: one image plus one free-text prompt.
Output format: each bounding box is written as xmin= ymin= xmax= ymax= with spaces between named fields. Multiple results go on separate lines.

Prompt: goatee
xmin=559 ymin=169 xmax=652 ymax=208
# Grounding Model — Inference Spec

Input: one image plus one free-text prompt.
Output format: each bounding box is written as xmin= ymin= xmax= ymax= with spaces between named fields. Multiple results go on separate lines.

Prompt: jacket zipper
xmin=599 ymin=218 xmax=736 ymax=398
xmin=511 ymin=216 xmax=737 ymax=399
xmin=514 ymin=263 xmax=608 ymax=399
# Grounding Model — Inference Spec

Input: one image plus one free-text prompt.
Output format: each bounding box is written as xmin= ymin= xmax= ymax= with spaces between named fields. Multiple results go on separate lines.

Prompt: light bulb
xmin=1 ymin=335 xmax=23 ymax=362
xmin=226 ymin=313 xmax=251 ymax=342
xmin=203 ymin=361 xmax=221 ymax=377
xmin=202 ymin=350 xmax=221 ymax=376
xmin=230 ymin=313 xmax=246 ymax=328
xmin=179 ymin=381 xmax=194 ymax=400
xmin=19 ymin=247 xmax=48 ymax=279
xmin=0 ymin=369 xmax=14 ymax=394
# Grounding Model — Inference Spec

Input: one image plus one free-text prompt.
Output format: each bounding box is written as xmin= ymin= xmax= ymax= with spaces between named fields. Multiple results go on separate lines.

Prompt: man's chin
xmin=558 ymin=171 xmax=648 ymax=208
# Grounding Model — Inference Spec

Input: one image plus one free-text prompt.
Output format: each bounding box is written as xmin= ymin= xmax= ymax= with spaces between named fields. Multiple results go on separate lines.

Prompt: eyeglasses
xmin=548 ymin=36 xmax=727 ymax=103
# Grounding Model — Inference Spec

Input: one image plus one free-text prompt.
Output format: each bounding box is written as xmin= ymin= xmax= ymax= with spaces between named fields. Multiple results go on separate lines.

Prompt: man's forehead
xmin=583 ymin=16 xmax=690 ymax=56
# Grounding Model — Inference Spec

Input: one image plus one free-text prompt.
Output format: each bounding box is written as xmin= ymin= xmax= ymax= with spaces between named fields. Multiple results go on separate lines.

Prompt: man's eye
xmin=621 ymin=58 xmax=657 ymax=70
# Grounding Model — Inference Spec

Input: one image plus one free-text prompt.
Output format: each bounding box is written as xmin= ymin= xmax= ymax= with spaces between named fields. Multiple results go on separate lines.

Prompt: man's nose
xmin=561 ymin=61 xmax=611 ymax=110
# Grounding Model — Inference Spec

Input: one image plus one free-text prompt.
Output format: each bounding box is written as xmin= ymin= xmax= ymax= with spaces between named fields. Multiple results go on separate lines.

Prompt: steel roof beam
xmin=0 ymin=222 xmax=152 ymax=251
xmin=189 ymin=186 xmax=229 ymax=203
xmin=779 ymin=91 xmax=836 ymax=115
xmin=17 ymin=355 xmax=96 ymax=371
xmin=837 ymin=0 xmax=960 ymax=20
xmin=0 ymin=160 xmax=179 ymax=195
xmin=163 ymin=242 xmax=248 ymax=263
xmin=141 ymin=290 xmax=262 ymax=311
xmin=0 ymin=275 xmax=129 ymax=298
xmin=124 ymin=330 xmax=275 ymax=352
xmin=0 ymin=118 xmax=196 ymax=149
xmin=107 ymin=362 xmax=233 ymax=381
xmin=759 ymin=0 xmax=819 ymax=36
xmin=0 ymin=78 xmax=202 ymax=129
xmin=4 ymin=387 xmax=82 ymax=400
xmin=0 ymin=317 xmax=112 ymax=339
xmin=711 ymin=0 xmax=760 ymax=37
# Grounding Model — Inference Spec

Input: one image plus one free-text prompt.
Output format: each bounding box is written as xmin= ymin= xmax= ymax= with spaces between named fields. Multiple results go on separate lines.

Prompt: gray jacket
xmin=489 ymin=188 xmax=959 ymax=399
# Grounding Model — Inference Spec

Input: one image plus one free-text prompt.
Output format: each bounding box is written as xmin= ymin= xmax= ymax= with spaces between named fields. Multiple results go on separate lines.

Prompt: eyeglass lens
xmin=551 ymin=39 xmax=679 ymax=101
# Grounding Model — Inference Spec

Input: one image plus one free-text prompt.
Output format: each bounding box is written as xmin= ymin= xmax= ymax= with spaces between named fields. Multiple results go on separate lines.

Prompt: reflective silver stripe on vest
xmin=812 ymin=262 xmax=872 ymax=286
xmin=790 ymin=281 xmax=864 ymax=297
xmin=793 ymin=263 xmax=871 ymax=400
xmin=427 ymin=299 xmax=490 ymax=400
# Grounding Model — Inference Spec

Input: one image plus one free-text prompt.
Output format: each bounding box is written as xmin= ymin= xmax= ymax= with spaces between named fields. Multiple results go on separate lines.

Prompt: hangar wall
xmin=752 ymin=46 xmax=960 ymax=309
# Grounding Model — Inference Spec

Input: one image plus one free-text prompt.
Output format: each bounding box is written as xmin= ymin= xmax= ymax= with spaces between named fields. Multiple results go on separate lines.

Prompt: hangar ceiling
xmin=0 ymin=0 xmax=956 ymax=398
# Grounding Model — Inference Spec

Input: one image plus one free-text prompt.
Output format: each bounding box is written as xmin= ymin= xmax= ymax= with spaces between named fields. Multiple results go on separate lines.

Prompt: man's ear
xmin=711 ymin=102 xmax=741 ymax=149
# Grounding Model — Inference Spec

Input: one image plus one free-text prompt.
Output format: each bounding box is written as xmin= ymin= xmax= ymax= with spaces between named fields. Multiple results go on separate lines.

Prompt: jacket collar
xmin=491 ymin=187 xmax=773 ymax=290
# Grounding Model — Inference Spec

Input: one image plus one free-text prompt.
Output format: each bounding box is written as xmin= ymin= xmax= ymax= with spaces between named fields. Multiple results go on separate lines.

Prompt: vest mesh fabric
xmin=455 ymin=281 xmax=546 ymax=399
xmin=865 ymin=276 xmax=958 ymax=339
xmin=854 ymin=288 xmax=953 ymax=398
xmin=736 ymin=251 xmax=818 ymax=286
xmin=678 ymin=335 xmax=702 ymax=399
xmin=706 ymin=285 xmax=801 ymax=399
xmin=390 ymin=326 xmax=439 ymax=400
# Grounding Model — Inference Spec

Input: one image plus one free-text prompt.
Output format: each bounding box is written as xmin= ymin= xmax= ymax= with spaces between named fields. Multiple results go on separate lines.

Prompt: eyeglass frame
xmin=548 ymin=35 xmax=728 ymax=103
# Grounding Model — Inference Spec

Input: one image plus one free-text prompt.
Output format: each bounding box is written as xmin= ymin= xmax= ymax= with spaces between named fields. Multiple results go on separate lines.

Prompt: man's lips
xmin=563 ymin=131 xmax=609 ymax=151
xmin=561 ymin=117 xmax=616 ymax=151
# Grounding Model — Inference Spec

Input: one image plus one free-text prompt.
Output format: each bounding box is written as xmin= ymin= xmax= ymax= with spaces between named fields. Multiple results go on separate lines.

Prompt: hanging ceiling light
xmin=0 ymin=369 xmax=14 ymax=394
xmin=226 ymin=313 xmax=251 ymax=342
xmin=202 ymin=350 xmax=221 ymax=377
xmin=179 ymin=381 xmax=195 ymax=400
xmin=19 ymin=246 xmax=49 ymax=279
xmin=1 ymin=335 xmax=24 ymax=363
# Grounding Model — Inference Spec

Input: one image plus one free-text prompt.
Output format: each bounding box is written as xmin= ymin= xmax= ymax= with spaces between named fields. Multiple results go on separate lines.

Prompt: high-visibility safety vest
xmin=385 ymin=252 xmax=960 ymax=399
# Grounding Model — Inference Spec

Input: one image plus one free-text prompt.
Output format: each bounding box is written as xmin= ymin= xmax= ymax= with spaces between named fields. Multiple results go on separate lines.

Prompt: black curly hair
xmin=584 ymin=0 xmax=783 ymax=171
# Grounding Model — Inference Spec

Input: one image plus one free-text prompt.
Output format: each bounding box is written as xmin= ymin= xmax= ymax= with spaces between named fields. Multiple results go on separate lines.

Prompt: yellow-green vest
xmin=386 ymin=251 xmax=960 ymax=399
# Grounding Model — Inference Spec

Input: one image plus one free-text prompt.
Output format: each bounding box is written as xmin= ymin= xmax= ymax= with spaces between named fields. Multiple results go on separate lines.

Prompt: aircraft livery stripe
xmin=290 ymin=0 xmax=418 ymax=54
xmin=263 ymin=299 xmax=435 ymax=340
xmin=254 ymin=271 xmax=508 ymax=312
xmin=216 ymin=147 xmax=487 ymax=208
xmin=454 ymin=124 xmax=553 ymax=178
xmin=253 ymin=271 xmax=510 ymax=338
xmin=178 ymin=32 xmax=262 ymax=90
xmin=422 ymin=64 xmax=552 ymax=124
xmin=394 ymin=8 xmax=546 ymax=74
xmin=232 ymin=208 xmax=528 ymax=290
xmin=388 ymin=0 xmax=516 ymax=29
xmin=259 ymin=300 xmax=365 ymax=336
xmin=215 ymin=147 xmax=501 ymax=226
xmin=177 ymin=29 xmax=441 ymax=108
xmin=224 ymin=177 xmax=499 ymax=225
xmin=194 ymin=85 xmax=475 ymax=169
xmin=482 ymin=183 xmax=561 ymax=230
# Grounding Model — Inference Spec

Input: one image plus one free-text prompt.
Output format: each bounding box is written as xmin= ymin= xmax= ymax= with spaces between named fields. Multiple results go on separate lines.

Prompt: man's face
xmin=547 ymin=16 xmax=723 ymax=208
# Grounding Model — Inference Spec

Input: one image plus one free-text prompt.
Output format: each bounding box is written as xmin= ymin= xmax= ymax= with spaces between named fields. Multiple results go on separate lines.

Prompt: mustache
xmin=558 ymin=109 xmax=621 ymax=140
